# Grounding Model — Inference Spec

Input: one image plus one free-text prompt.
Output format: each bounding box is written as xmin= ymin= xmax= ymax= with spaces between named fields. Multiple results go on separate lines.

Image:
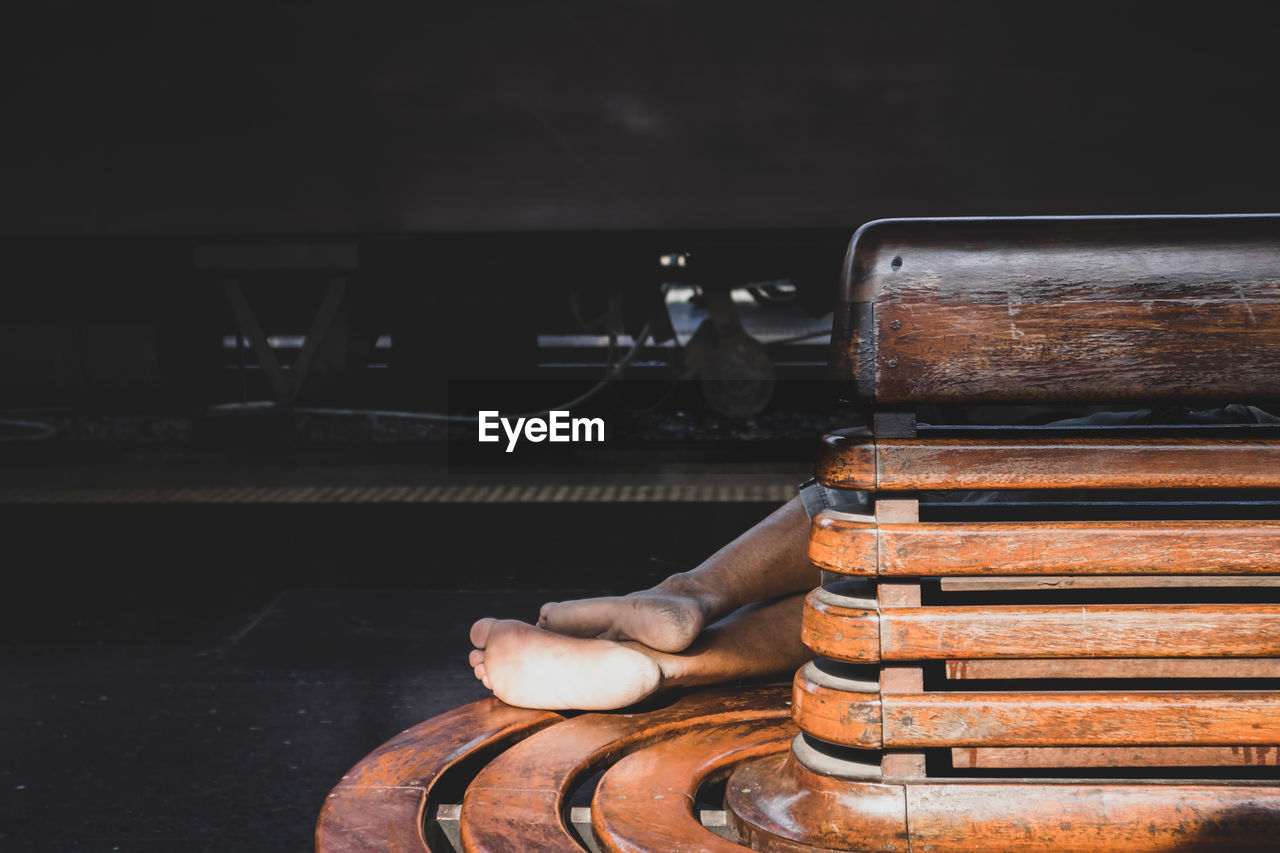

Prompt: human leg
xmin=537 ymin=496 xmax=814 ymax=652
xmin=470 ymin=591 xmax=809 ymax=710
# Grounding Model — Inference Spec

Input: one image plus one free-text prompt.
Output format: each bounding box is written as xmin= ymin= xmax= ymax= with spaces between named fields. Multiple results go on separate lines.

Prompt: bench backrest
xmin=832 ymin=215 xmax=1280 ymax=404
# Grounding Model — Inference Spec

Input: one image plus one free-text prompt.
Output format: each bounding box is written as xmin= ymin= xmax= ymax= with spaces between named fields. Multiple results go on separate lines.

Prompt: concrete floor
xmin=1 ymin=500 xmax=782 ymax=851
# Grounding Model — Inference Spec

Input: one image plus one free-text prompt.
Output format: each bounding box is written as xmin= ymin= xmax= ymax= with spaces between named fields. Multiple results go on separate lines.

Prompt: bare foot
xmin=469 ymin=617 xmax=663 ymax=710
xmin=537 ymin=589 xmax=708 ymax=653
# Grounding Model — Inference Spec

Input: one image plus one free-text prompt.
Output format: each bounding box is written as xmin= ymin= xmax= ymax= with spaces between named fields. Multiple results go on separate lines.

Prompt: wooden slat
xmin=590 ymin=717 xmax=795 ymax=853
xmin=818 ymin=435 xmax=1280 ymax=491
xmin=789 ymin=663 xmax=882 ymax=749
xmin=875 ymin=604 xmax=1280 ymax=660
xmin=878 ymin=299 xmax=1280 ymax=403
xmin=885 ymin=520 xmax=1280 ymax=575
xmin=813 ymin=513 xmax=1280 ymax=577
xmin=727 ymin=753 xmax=909 ymax=852
xmin=946 ymin=658 xmax=1280 ymax=680
xmin=460 ymin=685 xmax=789 ymax=853
xmin=800 ymin=588 xmax=878 ymax=663
xmin=729 ymin=751 xmax=1280 ymax=852
xmin=941 ymin=576 xmax=1280 ymax=591
xmin=315 ymin=698 xmax=561 ymax=853
xmin=809 ymin=603 xmax=1280 ymax=662
xmin=792 ymin=661 xmax=1280 ymax=748
xmin=905 ymin=782 xmax=1280 ymax=851
xmin=831 ymin=215 xmax=1280 ymax=404
xmin=953 ymin=745 xmax=1280 ymax=769
xmin=880 ymin=692 xmax=1280 ymax=748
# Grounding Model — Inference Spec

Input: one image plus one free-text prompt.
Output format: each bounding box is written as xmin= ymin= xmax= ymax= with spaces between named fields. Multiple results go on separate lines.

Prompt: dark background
xmin=4 ymin=1 xmax=1279 ymax=234
xmin=3 ymin=2 xmax=1280 ymax=850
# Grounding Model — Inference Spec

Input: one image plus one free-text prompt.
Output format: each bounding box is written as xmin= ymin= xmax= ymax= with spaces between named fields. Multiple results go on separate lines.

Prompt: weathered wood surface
xmin=315 ymin=698 xmax=562 ymax=853
xmin=789 ymin=662 xmax=881 ymax=749
xmin=727 ymin=753 xmax=909 ymax=852
xmin=940 ymin=576 xmax=1280 ymax=591
xmin=882 ymin=692 xmax=1280 ymax=749
xmin=946 ymin=657 xmax=1280 ymax=680
xmin=590 ymin=717 xmax=795 ymax=853
xmin=729 ymin=751 xmax=1280 ymax=852
xmin=811 ymin=603 xmax=1280 ymax=662
xmin=811 ymin=514 xmax=1280 ymax=576
xmin=831 ymin=215 xmax=1280 ymax=404
xmin=817 ymin=433 xmax=1280 ymax=491
xmin=953 ymin=745 xmax=1280 ymax=769
xmin=793 ymin=667 xmax=1280 ymax=749
xmin=460 ymin=685 xmax=789 ymax=853
xmin=800 ymin=587 xmax=878 ymax=663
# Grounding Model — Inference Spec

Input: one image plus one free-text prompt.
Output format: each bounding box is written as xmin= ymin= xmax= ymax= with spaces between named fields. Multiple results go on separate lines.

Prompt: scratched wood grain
xmin=940 ymin=576 xmax=1280 ymax=591
xmin=869 ymin=604 xmax=1280 ymax=660
xmin=945 ymin=657 xmax=1280 ymax=680
xmin=818 ymin=436 xmax=1280 ymax=490
xmin=790 ymin=664 xmax=882 ymax=749
xmin=830 ymin=215 xmax=1280 ymax=404
xmin=460 ymin=685 xmax=790 ymax=853
xmin=590 ymin=717 xmax=794 ymax=853
xmin=880 ymin=692 xmax=1280 ymax=748
xmin=906 ymin=782 xmax=1280 ymax=852
xmin=315 ymin=698 xmax=562 ymax=853
xmin=727 ymin=753 xmax=910 ymax=852
xmin=811 ymin=514 xmax=1280 ymax=576
xmin=800 ymin=587 xmax=879 ymax=662
xmin=728 ymin=750 xmax=1280 ymax=852
xmin=952 ymin=745 xmax=1280 ymax=769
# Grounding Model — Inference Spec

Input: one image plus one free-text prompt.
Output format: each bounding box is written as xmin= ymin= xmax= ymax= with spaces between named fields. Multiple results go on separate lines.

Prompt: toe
xmin=469 ymin=617 xmax=496 ymax=648
xmin=468 ymin=648 xmax=484 ymax=668
xmin=474 ymin=662 xmax=488 ymax=682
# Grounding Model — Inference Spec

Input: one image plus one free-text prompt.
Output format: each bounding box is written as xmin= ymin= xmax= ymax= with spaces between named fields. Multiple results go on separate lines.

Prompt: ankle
xmin=653 ymin=571 xmax=722 ymax=618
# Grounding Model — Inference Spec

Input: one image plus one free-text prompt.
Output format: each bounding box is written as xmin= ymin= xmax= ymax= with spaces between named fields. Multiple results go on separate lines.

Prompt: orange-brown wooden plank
xmin=946 ymin=657 xmax=1280 ymax=680
xmin=316 ymin=698 xmax=562 ymax=853
xmin=831 ymin=215 xmax=1280 ymax=405
xmin=868 ymin=604 xmax=1280 ymax=660
xmin=813 ymin=513 xmax=1280 ymax=578
xmin=953 ymin=745 xmax=1280 ymax=769
xmin=727 ymin=753 xmax=909 ymax=852
xmin=729 ymin=749 xmax=1280 ymax=852
xmin=884 ymin=520 xmax=1280 ymax=575
xmin=800 ymin=587 xmax=879 ymax=662
xmin=817 ymin=435 xmax=1280 ymax=491
xmin=460 ymin=685 xmax=789 ymax=853
xmin=789 ymin=662 xmax=882 ymax=749
xmin=906 ymin=782 xmax=1280 ymax=851
xmin=877 ymin=300 xmax=1280 ymax=404
xmin=941 ymin=576 xmax=1280 ymax=591
xmin=591 ymin=717 xmax=795 ymax=853
xmin=880 ymin=692 xmax=1280 ymax=748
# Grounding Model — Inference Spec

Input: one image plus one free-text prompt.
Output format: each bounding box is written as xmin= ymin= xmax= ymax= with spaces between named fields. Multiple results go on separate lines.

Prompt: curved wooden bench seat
xmin=809 ymin=514 xmax=1280 ymax=577
xmin=817 ymin=434 xmax=1280 ymax=491
xmin=315 ymin=698 xmax=562 ymax=853
xmin=803 ymin=597 xmax=1280 ymax=662
xmin=727 ymin=751 xmax=1280 ymax=852
xmin=792 ymin=668 xmax=1280 ymax=749
xmin=460 ymin=685 xmax=790 ymax=853
xmin=590 ymin=716 xmax=795 ymax=853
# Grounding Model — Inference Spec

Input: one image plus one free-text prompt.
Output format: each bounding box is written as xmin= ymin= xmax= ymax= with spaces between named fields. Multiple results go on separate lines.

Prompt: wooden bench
xmin=727 ymin=214 xmax=1280 ymax=851
xmin=318 ymin=214 xmax=1280 ymax=851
